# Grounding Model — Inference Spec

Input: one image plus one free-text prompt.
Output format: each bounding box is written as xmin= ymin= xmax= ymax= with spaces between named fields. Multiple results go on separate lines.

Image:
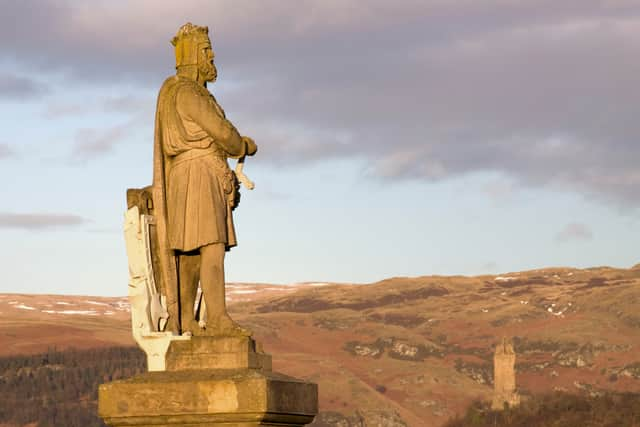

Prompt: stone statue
xmin=102 ymin=23 xmax=317 ymax=426
xmin=124 ymin=23 xmax=257 ymax=351
xmin=153 ymin=22 xmax=257 ymax=337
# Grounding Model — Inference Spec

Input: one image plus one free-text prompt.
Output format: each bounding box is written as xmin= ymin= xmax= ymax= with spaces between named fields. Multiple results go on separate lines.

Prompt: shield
xmin=124 ymin=206 xmax=169 ymax=333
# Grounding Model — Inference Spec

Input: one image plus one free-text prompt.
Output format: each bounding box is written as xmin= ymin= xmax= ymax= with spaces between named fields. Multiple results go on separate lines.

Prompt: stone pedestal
xmin=165 ymin=336 xmax=272 ymax=371
xmin=98 ymin=337 xmax=317 ymax=426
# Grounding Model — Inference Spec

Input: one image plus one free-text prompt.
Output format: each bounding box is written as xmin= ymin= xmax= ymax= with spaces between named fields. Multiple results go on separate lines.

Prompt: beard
xmin=199 ymin=61 xmax=217 ymax=83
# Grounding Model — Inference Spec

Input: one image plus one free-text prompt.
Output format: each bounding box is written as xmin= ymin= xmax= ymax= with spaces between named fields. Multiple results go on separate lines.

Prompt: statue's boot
xmin=206 ymin=314 xmax=252 ymax=337
xmin=182 ymin=320 xmax=206 ymax=336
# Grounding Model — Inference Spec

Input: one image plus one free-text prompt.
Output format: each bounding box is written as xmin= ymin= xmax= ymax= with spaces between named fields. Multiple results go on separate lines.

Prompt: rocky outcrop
xmin=344 ymin=337 xmax=444 ymax=361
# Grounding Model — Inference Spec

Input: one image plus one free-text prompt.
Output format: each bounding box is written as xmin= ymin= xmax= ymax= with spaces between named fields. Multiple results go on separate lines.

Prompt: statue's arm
xmin=177 ymin=85 xmax=247 ymax=157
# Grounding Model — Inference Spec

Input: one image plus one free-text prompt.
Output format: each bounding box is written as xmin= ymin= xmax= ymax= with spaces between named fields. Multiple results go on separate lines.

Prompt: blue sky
xmin=0 ymin=1 xmax=638 ymax=296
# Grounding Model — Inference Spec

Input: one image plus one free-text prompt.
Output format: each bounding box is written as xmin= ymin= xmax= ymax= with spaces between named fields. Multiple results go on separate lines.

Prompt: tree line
xmin=444 ymin=392 xmax=640 ymax=427
xmin=0 ymin=346 xmax=145 ymax=427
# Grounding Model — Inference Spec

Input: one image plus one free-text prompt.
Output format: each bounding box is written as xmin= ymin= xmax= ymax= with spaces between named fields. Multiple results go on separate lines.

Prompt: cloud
xmin=3 ymin=1 xmax=640 ymax=207
xmin=555 ymin=222 xmax=593 ymax=242
xmin=72 ymin=121 xmax=133 ymax=159
xmin=0 ymin=73 xmax=47 ymax=99
xmin=0 ymin=213 xmax=87 ymax=230
xmin=0 ymin=143 xmax=14 ymax=159
xmin=43 ymin=95 xmax=151 ymax=119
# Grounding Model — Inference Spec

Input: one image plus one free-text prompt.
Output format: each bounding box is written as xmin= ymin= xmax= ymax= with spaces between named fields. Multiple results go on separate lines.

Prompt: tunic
xmin=155 ymin=76 xmax=247 ymax=252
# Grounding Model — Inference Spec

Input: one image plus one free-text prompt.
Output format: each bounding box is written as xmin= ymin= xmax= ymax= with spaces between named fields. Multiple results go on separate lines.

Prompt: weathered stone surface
xmin=99 ymin=369 xmax=317 ymax=426
xmin=165 ymin=336 xmax=272 ymax=371
xmin=492 ymin=337 xmax=520 ymax=410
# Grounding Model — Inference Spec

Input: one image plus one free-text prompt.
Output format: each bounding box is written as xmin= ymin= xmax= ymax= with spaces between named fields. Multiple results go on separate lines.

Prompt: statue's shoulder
xmin=158 ymin=76 xmax=187 ymax=95
xmin=173 ymin=77 xmax=210 ymax=99
xmin=157 ymin=77 xmax=205 ymax=110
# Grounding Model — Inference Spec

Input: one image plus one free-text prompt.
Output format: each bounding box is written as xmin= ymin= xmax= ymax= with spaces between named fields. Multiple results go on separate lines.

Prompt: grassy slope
xmin=1 ymin=265 xmax=639 ymax=426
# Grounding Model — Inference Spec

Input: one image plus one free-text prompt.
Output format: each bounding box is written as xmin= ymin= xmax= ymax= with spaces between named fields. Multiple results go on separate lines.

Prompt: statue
xmin=102 ymin=24 xmax=317 ymax=426
xmin=153 ymin=22 xmax=257 ymax=337
xmin=124 ymin=23 xmax=257 ymax=352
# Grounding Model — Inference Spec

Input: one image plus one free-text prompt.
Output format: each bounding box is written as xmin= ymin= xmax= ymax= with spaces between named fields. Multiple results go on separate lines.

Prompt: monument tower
xmin=98 ymin=23 xmax=318 ymax=427
xmin=492 ymin=337 xmax=520 ymax=410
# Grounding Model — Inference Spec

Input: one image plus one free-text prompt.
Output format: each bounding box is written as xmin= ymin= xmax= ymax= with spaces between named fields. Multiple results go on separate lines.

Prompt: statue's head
xmin=171 ymin=23 xmax=217 ymax=83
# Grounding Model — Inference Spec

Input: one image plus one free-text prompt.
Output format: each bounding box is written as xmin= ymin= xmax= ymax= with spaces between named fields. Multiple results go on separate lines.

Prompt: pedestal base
xmin=99 ymin=369 xmax=317 ymax=426
xmin=165 ymin=336 xmax=272 ymax=371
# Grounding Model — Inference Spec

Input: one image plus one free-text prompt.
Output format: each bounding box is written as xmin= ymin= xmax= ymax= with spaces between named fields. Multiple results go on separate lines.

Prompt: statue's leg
xmin=200 ymin=243 xmax=249 ymax=336
xmin=177 ymin=250 xmax=200 ymax=335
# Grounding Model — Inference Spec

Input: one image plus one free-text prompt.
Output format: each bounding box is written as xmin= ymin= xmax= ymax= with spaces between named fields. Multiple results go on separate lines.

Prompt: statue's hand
xmin=242 ymin=136 xmax=257 ymax=156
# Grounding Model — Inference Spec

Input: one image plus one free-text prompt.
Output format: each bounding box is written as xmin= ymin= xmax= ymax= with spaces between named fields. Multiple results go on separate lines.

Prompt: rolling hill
xmin=1 ymin=265 xmax=639 ymax=426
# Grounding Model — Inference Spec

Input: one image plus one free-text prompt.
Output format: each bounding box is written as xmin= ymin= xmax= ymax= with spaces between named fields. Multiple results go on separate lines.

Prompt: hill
xmin=1 ymin=266 xmax=639 ymax=426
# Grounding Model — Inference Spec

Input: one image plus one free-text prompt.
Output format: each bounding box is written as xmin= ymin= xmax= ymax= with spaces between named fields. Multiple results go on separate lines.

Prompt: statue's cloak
xmin=151 ymin=76 xmax=181 ymax=333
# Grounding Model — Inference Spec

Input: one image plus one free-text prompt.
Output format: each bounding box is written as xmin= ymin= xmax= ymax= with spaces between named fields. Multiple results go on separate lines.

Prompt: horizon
xmin=0 ymin=262 xmax=637 ymax=298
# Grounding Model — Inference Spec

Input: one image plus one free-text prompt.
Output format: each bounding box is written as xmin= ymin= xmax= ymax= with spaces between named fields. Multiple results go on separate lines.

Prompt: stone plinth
xmin=165 ymin=336 xmax=272 ymax=371
xmin=99 ymin=336 xmax=317 ymax=426
xmin=99 ymin=369 xmax=317 ymax=427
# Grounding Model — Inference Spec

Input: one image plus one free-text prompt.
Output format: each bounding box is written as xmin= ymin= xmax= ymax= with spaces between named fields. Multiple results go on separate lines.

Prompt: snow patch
xmin=495 ymin=276 xmax=516 ymax=282
xmin=42 ymin=309 xmax=98 ymax=315
xmin=85 ymin=300 xmax=110 ymax=306
xmin=56 ymin=310 xmax=99 ymax=316
xmin=14 ymin=304 xmax=36 ymax=311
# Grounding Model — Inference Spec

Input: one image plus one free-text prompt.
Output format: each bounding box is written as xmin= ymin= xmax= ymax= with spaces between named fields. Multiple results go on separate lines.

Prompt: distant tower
xmin=491 ymin=337 xmax=520 ymax=410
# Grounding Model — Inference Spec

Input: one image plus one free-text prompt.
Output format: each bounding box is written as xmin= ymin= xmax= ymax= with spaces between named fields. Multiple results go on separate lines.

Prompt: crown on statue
xmin=171 ymin=23 xmax=211 ymax=68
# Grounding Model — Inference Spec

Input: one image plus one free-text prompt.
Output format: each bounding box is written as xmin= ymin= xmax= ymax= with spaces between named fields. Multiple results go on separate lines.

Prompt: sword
xmin=235 ymin=155 xmax=255 ymax=190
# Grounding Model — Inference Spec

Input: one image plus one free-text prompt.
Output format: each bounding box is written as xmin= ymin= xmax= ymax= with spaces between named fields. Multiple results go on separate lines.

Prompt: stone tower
xmin=491 ymin=337 xmax=520 ymax=410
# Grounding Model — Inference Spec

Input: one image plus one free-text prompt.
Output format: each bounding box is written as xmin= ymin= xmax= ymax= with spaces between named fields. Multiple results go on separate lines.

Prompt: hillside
xmin=1 ymin=266 xmax=639 ymax=426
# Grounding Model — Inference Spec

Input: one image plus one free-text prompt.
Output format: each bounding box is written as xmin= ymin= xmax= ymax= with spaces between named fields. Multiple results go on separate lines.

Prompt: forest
xmin=1 ymin=346 xmax=639 ymax=427
xmin=444 ymin=392 xmax=640 ymax=427
xmin=0 ymin=347 xmax=145 ymax=427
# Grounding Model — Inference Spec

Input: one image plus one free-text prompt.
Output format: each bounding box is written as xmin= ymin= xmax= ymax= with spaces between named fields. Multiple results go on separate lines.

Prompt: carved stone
xmin=98 ymin=22 xmax=317 ymax=426
xmin=99 ymin=370 xmax=317 ymax=427
xmin=164 ymin=336 xmax=272 ymax=371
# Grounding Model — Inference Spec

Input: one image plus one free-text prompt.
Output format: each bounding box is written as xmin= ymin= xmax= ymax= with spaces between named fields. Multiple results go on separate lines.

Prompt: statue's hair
xmin=171 ymin=23 xmax=209 ymax=47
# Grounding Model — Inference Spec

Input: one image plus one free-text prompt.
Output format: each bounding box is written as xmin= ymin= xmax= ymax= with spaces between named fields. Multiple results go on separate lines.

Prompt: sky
xmin=0 ymin=0 xmax=639 ymax=296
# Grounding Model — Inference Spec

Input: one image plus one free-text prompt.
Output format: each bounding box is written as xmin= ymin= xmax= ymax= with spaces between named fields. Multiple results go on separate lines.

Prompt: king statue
xmin=154 ymin=22 xmax=257 ymax=336
xmin=124 ymin=22 xmax=257 ymax=343
xmin=102 ymin=23 xmax=317 ymax=426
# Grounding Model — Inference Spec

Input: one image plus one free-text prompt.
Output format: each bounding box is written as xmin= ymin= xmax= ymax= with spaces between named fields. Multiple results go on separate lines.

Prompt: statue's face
xmin=198 ymin=42 xmax=217 ymax=83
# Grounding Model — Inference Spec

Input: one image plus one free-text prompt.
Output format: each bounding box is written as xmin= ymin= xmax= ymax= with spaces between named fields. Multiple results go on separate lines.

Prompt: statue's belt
xmin=170 ymin=147 xmax=225 ymax=167
xmin=169 ymin=146 xmax=235 ymax=195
